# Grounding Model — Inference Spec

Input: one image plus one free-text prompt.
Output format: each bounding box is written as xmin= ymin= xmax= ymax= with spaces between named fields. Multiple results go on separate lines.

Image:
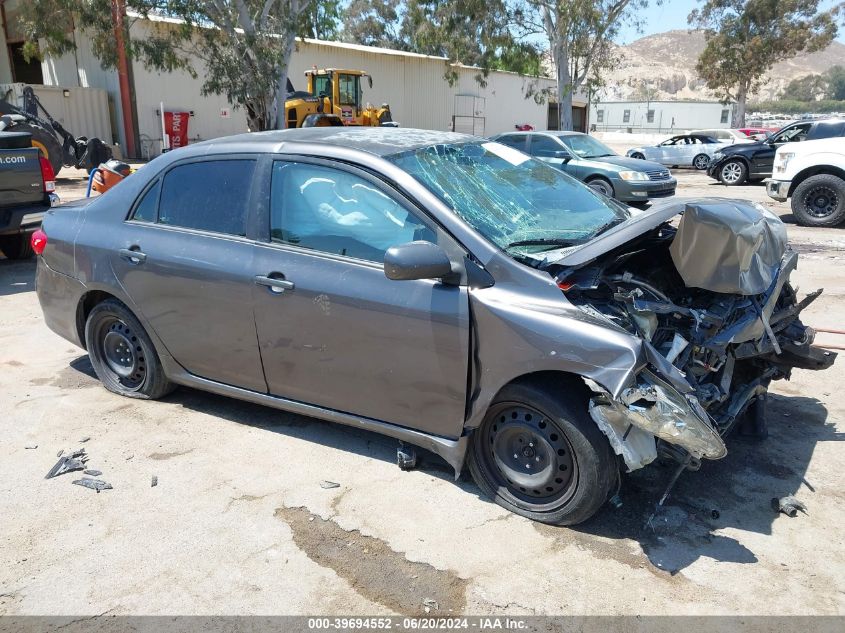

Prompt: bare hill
xmin=600 ymin=29 xmax=845 ymax=101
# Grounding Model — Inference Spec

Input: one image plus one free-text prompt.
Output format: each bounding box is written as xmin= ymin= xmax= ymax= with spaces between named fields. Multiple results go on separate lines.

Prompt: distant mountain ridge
xmin=599 ymin=29 xmax=845 ymax=102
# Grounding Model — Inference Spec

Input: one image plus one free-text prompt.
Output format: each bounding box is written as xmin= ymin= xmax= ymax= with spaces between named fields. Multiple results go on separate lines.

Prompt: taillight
xmin=31 ymin=229 xmax=48 ymax=255
xmin=39 ymin=156 xmax=56 ymax=193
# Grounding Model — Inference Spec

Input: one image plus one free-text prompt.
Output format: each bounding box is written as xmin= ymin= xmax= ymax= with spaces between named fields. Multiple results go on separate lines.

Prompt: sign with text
xmin=164 ymin=111 xmax=190 ymax=149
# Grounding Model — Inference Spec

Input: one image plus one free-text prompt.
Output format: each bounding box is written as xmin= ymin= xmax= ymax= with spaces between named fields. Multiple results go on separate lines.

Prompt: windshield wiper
xmin=506 ymin=238 xmax=581 ymax=249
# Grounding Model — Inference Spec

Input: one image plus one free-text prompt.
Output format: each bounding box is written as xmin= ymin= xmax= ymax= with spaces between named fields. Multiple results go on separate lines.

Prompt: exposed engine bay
xmin=549 ymin=199 xmax=837 ymax=472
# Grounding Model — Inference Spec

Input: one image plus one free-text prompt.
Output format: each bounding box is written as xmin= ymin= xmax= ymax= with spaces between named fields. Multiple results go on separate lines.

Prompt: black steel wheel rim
xmin=484 ymin=403 xmax=577 ymax=506
xmin=804 ymin=186 xmax=838 ymax=218
xmin=98 ymin=317 xmax=146 ymax=390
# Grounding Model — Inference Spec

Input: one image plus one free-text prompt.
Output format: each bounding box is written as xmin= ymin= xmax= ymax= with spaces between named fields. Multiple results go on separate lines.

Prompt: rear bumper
xmin=36 ymin=256 xmax=86 ymax=348
xmin=614 ymin=177 xmax=677 ymax=202
xmin=0 ymin=193 xmax=60 ymax=235
xmin=765 ymin=178 xmax=791 ymax=202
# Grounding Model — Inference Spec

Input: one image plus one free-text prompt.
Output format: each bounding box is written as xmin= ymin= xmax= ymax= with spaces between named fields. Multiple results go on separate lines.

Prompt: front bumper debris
xmin=587 ymin=369 xmax=727 ymax=472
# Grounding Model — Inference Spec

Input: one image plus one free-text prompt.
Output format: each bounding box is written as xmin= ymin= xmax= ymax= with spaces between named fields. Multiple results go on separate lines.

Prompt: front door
xmin=110 ymin=158 xmax=267 ymax=393
xmin=252 ymin=159 xmax=470 ymax=438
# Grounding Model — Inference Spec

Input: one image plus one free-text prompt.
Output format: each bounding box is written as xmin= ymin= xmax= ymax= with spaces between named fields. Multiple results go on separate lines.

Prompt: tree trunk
xmin=733 ymin=83 xmax=748 ymax=128
xmin=275 ymin=34 xmax=297 ymax=130
xmin=556 ymin=46 xmax=573 ymax=131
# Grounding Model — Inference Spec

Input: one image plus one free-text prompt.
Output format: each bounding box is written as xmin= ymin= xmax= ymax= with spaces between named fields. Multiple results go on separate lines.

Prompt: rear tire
xmin=587 ymin=177 xmax=615 ymax=199
xmin=0 ymin=234 xmax=34 ymax=260
xmin=630 ymin=152 xmax=645 ymax=160
xmin=718 ymin=159 xmax=747 ymax=186
xmin=791 ymin=174 xmax=845 ymax=227
xmin=467 ymin=379 xmax=617 ymax=525
xmin=85 ymin=299 xmax=175 ymax=399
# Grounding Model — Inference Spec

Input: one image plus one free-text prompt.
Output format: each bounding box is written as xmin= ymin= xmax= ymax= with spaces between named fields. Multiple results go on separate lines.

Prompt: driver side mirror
xmin=384 ymin=241 xmax=456 ymax=283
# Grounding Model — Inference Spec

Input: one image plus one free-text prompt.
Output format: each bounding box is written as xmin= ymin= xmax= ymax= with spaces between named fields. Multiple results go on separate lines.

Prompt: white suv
xmin=766 ymin=137 xmax=845 ymax=227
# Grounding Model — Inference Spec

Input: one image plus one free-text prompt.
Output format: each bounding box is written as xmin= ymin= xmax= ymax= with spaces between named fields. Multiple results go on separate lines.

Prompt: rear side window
xmin=158 ymin=160 xmax=256 ymax=236
xmin=497 ymin=135 xmax=527 ymax=151
xmin=132 ymin=179 xmax=160 ymax=222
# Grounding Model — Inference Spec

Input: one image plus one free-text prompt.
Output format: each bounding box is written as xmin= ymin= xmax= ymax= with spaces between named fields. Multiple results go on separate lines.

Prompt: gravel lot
xmin=1 ymin=161 xmax=844 ymax=616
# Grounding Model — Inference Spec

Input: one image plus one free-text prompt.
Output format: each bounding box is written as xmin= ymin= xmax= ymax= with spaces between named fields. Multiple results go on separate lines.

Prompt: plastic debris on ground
xmin=84 ymin=469 xmax=102 ymax=477
xmin=151 ymin=475 xmax=158 ymax=487
xmin=45 ymin=449 xmax=88 ymax=479
xmin=319 ymin=480 xmax=340 ymax=489
xmin=772 ymin=496 xmax=807 ymax=517
xmin=72 ymin=477 xmax=113 ymax=493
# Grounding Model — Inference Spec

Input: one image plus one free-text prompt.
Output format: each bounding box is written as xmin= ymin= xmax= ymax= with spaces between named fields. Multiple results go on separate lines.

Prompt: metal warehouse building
xmin=590 ymin=100 xmax=735 ymax=134
xmin=1 ymin=6 xmax=584 ymax=159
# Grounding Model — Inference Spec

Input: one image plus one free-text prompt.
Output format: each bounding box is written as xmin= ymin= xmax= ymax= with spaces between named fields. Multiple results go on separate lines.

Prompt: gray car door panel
xmin=252 ymin=159 xmax=470 ymax=438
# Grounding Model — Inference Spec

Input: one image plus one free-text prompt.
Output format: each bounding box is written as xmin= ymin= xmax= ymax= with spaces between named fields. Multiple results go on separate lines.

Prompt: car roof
xmin=496 ymin=131 xmax=584 ymax=138
xmin=191 ymin=127 xmax=476 ymax=157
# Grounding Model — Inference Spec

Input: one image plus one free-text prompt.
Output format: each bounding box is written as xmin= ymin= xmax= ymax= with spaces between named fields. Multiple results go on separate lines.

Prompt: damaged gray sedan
xmin=34 ymin=128 xmax=835 ymax=525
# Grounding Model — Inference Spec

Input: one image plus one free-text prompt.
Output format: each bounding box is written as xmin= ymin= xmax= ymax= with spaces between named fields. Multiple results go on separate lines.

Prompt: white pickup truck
xmin=766 ymin=137 xmax=845 ymax=227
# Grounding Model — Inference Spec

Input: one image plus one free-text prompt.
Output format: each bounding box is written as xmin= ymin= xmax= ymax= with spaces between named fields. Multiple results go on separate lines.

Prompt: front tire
xmin=85 ymin=299 xmax=175 ymax=399
xmin=791 ymin=174 xmax=845 ymax=227
xmin=718 ymin=159 xmax=747 ymax=186
xmin=0 ymin=234 xmax=34 ymax=260
xmin=467 ymin=379 xmax=617 ymax=525
xmin=630 ymin=152 xmax=645 ymax=160
xmin=587 ymin=177 xmax=615 ymax=199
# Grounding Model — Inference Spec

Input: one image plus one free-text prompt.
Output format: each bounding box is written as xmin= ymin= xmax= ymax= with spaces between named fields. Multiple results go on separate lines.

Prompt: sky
xmin=615 ymin=0 xmax=845 ymax=45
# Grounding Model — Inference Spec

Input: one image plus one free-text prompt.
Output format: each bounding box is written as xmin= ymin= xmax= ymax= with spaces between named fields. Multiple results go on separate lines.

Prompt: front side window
xmin=388 ymin=141 xmax=628 ymax=259
xmin=528 ymin=136 xmax=563 ymax=157
xmin=270 ymin=162 xmax=434 ymax=264
xmin=774 ymin=123 xmax=812 ymax=143
xmin=559 ymin=135 xmax=615 ymax=158
xmin=158 ymin=160 xmax=256 ymax=236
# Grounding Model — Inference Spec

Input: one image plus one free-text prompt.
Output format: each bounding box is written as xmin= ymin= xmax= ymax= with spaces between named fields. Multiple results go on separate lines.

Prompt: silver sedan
xmin=627 ymin=134 xmax=729 ymax=170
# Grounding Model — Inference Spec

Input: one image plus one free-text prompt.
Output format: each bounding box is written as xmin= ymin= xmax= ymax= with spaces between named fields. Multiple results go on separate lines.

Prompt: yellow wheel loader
xmin=284 ymin=69 xmax=397 ymax=128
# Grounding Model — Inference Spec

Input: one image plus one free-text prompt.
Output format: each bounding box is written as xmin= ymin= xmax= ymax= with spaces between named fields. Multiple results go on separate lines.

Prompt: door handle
xmin=254 ymin=275 xmax=295 ymax=294
xmin=119 ymin=247 xmax=147 ymax=264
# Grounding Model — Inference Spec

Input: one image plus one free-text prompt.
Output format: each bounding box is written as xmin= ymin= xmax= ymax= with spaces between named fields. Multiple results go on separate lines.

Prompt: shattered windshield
xmin=388 ymin=141 xmax=629 ymax=256
xmin=560 ymin=135 xmax=617 ymax=158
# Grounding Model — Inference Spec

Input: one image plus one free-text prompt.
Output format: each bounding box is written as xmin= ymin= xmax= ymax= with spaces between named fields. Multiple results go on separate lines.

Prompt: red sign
xmin=164 ymin=111 xmax=190 ymax=149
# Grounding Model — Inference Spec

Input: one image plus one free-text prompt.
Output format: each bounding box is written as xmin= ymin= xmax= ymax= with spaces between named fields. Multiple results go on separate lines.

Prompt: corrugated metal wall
xmin=0 ymin=82 xmax=111 ymax=141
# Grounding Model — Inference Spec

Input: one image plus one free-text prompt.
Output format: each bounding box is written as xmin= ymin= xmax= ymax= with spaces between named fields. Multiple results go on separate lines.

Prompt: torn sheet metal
xmin=45 ymin=449 xmax=88 ymax=479
xmin=669 ymin=199 xmax=787 ymax=295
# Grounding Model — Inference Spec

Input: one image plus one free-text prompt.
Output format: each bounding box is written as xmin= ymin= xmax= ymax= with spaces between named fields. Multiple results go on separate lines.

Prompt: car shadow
xmin=567 ymin=393 xmax=839 ymax=573
xmin=64 ymin=356 xmax=840 ymax=572
xmin=0 ymin=257 xmax=36 ymax=296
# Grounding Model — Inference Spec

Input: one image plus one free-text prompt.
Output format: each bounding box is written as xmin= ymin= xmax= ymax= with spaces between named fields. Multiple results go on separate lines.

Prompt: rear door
xmin=110 ymin=157 xmax=267 ymax=392
xmin=251 ymin=158 xmax=470 ymax=437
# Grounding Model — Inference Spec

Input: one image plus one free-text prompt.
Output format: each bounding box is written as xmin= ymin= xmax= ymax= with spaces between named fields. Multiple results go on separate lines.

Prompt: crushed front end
xmin=553 ymin=199 xmax=837 ymax=472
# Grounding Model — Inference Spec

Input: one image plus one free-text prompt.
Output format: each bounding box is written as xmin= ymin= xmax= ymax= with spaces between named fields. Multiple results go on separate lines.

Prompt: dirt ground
xmin=1 ymin=161 xmax=844 ymax=616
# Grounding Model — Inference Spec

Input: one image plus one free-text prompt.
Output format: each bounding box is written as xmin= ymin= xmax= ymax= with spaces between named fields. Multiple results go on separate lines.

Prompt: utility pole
xmin=111 ymin=0 xmax=136 ymax=158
